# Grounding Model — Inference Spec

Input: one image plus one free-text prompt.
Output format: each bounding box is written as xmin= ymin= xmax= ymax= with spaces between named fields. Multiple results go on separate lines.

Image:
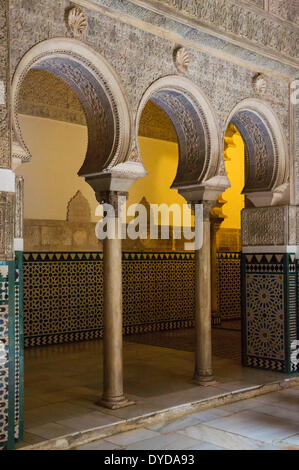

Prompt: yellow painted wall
xmin=16 ymin=116 xmax=189 ymax=225
xmin=128 ymin=136 xmax=192 ymax=226
xmin=15 ymin=115 xmax=99 ymax=221
xmin=221 ymin=128 xmax=245 ymax=229
xmin=16 ymin=115 xmax=244 ymax=229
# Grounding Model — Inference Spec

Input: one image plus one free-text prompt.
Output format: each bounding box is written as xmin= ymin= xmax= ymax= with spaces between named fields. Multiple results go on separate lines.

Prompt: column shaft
xmin=194 ymin=217 xmax=215 ymax=385
xmin=99 ymin=218 xmax=133 ymax=409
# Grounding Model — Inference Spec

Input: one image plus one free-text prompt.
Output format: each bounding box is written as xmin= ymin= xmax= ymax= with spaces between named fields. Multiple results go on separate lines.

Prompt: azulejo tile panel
xmin=0 ymin=260 xmax=18 ymax=450
xmin=14 ymin=253 xmax=23 ymax=443
xmin=23 ymin=252 xmax=196 ymax=348
xmin=242 ymin=253 xmax=297 ymax=373
xmin=217 ymin=252 xmax=241 ymax=320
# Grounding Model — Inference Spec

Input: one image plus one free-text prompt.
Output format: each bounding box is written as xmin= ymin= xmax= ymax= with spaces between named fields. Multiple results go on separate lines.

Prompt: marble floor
xmin=19 ymin=332 xmax=298 ymax=449
xmin=74 ymin=386 xmax=299 ymax=450
xmin=126 ymin=326 xmax=241 ymax=361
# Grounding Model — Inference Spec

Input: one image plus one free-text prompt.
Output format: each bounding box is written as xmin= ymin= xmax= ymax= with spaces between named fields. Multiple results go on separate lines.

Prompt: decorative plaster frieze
xmin=0 ymin=192 xmax=14 ymax=260
xmin=15 ymin=176 xmax=24 ymax=240
xmin=242 ymin=206 xmax=296 ymax=247
xmin=150 ymin=0 xmax=299 ymax=58
xmin=0 ymin=81 xmax=5 ymax=106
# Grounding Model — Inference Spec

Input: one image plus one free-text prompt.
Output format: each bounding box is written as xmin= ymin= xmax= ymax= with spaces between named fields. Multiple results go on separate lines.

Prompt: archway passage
xmin=123 ymin=92 xmax=244 ymax=365
xmin=136 ymin=76 xmax=221 ymax=191
xmin=221 ymin=102 xmax=294 ymax=376
xmin=225 ymin=100 xmax=288 ymax=207
xmin=11 ymin=39 xmax=131 ymax=176
xmin=210 ymin=123 xmax=245 ymax=361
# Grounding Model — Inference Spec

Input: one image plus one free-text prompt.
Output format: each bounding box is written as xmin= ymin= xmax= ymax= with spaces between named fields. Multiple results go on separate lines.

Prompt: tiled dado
xmin=242 ymin=253 xmax=298 ymax=374
xmin=23 ymin=252 xmax=196 ymax=348
xmin=0 ymin=254 xmax=22 ymax=450
xmin=217 ymin=252 xmax=241 ymax=320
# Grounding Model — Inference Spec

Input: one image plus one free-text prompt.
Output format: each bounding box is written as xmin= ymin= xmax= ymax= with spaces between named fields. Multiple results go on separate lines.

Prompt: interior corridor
xmin=19 ymin=328 xmax=295 ymax=449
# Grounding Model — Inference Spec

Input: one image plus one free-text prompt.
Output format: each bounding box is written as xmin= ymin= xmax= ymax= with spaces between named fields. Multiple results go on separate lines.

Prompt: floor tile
xmin=106 ymin=428 xmax=160 ymax=446
xmin=26 ymin=422 xmax=75 ymax=440
xmin=75 ymin=440 xmax=122 ymax=450
xmin=179 ymin=424 xmax=263 ymax=450
xmin=55 ymin=411 xmax=121 ymax=431
xmin=206 ymin=410 xmax=299 ymax=443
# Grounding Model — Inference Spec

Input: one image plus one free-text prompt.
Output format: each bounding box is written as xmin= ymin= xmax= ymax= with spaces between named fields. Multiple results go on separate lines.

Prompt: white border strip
xmin=0 ymin=169 xmax=15 ymax=193
xmin=14 ymin=238 xmax=24 ymax=252
xmin=242 ymin=245 xmax=298 ymax=258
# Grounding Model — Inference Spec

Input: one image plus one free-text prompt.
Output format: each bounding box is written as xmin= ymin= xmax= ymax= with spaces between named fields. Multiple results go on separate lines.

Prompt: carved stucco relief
xmin=269 ymin=0 xmax=299 ymax=25
xmin=19 ymin=69 xmax=86 ymax=126
xmin=7 ymin=0 xmax=291 ymax=196
xmin=232 ymin=110 xmax=276 ymax=192
xmin=0 ymin=192 xmax=14 ymax=260
xmin=15 ymin=176 xmax=24 ymax=240
xmin=296 ymin=101 xmax=299 ymax=205
xmin=0 ymin=0 xmax=11 ymax=168
xmin=18 ymin=69 xmax=178 ymax=142
xmin=151 ymin=89 xmax=208 ymax=185
xmin=9 ymin=0 xmax=290 ymax=144
xmin=11 ymin=37 xmax=132 ymax=177
xmin=242 ymin=206 xmax=297 ymax=246
xmin=154 ymin=0 xmax=299 ymax=53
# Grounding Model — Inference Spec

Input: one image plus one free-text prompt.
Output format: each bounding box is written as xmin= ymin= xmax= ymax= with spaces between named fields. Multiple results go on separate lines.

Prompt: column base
xmin=193 ymin=372 xmax=217 ymax=387
xmin=98 ymin=395 xmax=135 ymax=410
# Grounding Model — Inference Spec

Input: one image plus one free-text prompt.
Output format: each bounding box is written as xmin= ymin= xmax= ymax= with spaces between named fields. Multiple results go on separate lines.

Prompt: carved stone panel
xmin=242 ymin=206 xmax=288 ymax=246
xmin=0 ymin=1 xmax=11 ymax=168
xmin=154 ymin=0 xmax=299 ymax=56
xmin=9 ymin=0 xmax=291 ymax=152
xmin=232 ymin=110 xmax=276 ymax=192
xmin=15 ymin=176 xmax=24 ymax=239
xmin=296 ymin=101 xmax=299 ymax=205
xmin=0 ymin=192 xmax=14 ymax=260
xmin=269 ymin=0 xmax=299 ymax=25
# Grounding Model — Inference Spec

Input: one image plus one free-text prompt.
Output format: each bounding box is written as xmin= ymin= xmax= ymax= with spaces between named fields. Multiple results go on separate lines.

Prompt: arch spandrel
xmin=11 ymin=38 xmax=132 ymax=177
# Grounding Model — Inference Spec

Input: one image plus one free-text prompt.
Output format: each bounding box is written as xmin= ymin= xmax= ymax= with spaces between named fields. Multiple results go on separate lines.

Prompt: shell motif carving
xmin=67 ymin=7 xmax=88 ymax=36
xmin=174 ymin=47 xmax=190 ymax=73
xmin=252 ymin=74 xmax=267 ymax=95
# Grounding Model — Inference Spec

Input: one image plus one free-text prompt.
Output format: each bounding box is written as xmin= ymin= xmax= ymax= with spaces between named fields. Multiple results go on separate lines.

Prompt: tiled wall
xmin=242 ymin=253 xmax=298 ymax=373
xmin=23 ymin=252 xmax=196 ymax=347
xmin=0 ymin=256 xmax=22 ymax=450
xmin=217 ymin=252 xmax=241 ymax=320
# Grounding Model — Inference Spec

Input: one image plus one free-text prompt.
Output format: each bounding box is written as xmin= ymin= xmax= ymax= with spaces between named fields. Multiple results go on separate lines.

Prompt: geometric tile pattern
xmin=0 ymin=264 xmax=9 ymax=448
xmin=217 ymin=252 xmax=241 ymax=320
xmin=242 ymin=253 xmax=298 ymax=373
xmin=23 ymin=252 xmax=196 ymax=348
xmin=14 ymin=252 xmax=23 ymax=442
xmin=246 ymin=273 xmax=285 ymax=360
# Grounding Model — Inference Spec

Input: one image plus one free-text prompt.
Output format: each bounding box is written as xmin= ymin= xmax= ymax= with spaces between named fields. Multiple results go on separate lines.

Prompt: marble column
xmin=98 ymin=192 xmax=134 ymax=409
xmin=194 ymin=201 xmax=216 ymax=386
xmin=210 ymin=201 xmax=226 ymax=323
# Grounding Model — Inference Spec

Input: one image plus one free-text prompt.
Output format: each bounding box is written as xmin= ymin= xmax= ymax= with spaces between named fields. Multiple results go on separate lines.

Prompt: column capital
xmin=177 ymin=177 xmax=229 ymax=215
